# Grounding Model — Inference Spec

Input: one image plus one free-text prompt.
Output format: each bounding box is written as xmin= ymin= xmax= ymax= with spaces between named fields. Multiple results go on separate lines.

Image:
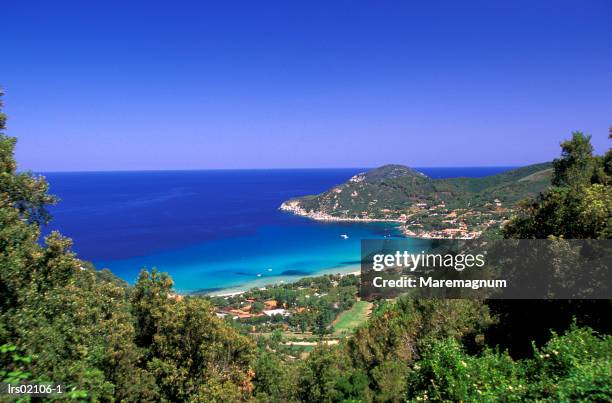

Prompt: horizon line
xmin=29 ymin=164 xmax=531 ymax=174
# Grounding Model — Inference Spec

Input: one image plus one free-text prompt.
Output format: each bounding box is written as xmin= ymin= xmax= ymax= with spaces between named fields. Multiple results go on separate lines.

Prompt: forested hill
xmin=281 ymin=162 xmax=552 ymax=220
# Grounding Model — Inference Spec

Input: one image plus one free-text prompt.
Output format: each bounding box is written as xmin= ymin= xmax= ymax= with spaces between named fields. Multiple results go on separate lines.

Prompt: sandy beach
xmin=206 ymin=263 xmax=362 ymax=297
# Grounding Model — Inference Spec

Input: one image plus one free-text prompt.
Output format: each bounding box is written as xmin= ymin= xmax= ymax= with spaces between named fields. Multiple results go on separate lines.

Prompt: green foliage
xmin=554 ymin=360 xmax=611 ymax=402
xmin=345 ymin=298 xmax=492 ymax=371
xmin=253 ymin=351 xmax=299 ymax=402
xmin=289 ymin=162 xmax=552 ymax=220
xmin=0 ymin=90 xmax=256 ymax=401
xmin=0 ymin=106 xmax=57 ymax=226
xmin=131 ymin=269 xmax=175 ymax=349
xmin=406 ymin=326 xmax=611 ymax=402
xmin=406 ymin=338 xmax=523 ymax=402
xmin=504 ymin=131 xmax=611 ymax=239
xmin=153 ymin=299 xmax=254 ymax=399
xmin=298 ymin=345 xmax=370 ymax=402
xmin=552 ymin=132 xmax=602 ymax=187
xmin=251 ymin=301 xmax=265 ymax=314
xmin=492 ymin=132 xmax=611 ymax=359
xmin=281 ymin=298 xmax=493 ymax=401
xmin=0 ymin=344 xmax=32 ymax=384
xmin=523 ymin=325 xmax=612 ymax=401
xmin=133 ymin=275 xmax=256 ymax=401
xmin=370 ymin=360 xmax=409 ymax=402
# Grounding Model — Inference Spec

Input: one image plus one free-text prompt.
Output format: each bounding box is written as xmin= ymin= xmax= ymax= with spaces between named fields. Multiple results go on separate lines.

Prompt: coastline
xmin=279 ymin=200 xmax=404 ymax=223
xmin=203 ymin=197 xmax=500 ymax=297
xmin=197 ymin=211 xmax=408 ymax=297
xmin=203 ymin=263 xmax=362 ymax=297
xmin=280 ymin=201 xmax=487 ymax=240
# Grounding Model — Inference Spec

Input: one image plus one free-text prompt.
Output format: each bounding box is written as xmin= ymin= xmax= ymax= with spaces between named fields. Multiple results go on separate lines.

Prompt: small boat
xmin=340 ymin=234 xmax=349 ymax=239
xmin=256 ymin=273 xmax=262 ymax=277
xmin=267 ymin=268 xmax=273 ymax=272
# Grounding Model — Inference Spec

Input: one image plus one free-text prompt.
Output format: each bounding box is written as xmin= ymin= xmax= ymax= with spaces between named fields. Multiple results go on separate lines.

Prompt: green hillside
xmin=282 ymin=163 xmax=552 ymax=220
xmin=280 ymin=163 xmax=553 ymax=238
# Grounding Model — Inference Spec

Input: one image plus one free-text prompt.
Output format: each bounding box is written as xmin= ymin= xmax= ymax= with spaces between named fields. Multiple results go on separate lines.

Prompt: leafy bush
xmin=406 ymin=326 xmax=611 ymax=402
xmin=406 ymin=338 xmax=524 ymax=402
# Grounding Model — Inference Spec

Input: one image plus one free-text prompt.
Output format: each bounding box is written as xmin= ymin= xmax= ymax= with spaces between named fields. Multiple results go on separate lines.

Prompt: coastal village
xmin=206 ymin=274 xmax=369 ymax=355
xmin=399 ymin=199 xmax=510 ymax=239
xmin=281 ymin=198 xmax=511 ymax=240
xmin=214 ymin=298 xmax=288 ymax=320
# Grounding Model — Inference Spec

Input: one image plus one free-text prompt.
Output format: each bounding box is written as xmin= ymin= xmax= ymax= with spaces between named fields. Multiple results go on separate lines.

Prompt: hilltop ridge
xmin=280 ymin=163 xmax=553 ymax=238
xmin=349 ymin=164 xmax=428 ymax=182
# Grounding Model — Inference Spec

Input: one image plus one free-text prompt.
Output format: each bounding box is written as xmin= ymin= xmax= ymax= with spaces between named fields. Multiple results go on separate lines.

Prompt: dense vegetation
xmin=0 ymin=91 xmax=256 ymax=401
xmin=503 ymin=131 xmax=611 ymax=239
xmin=283 ymin=162 xmax=553 ymax=219
xmin=208 ymin=274 xmax=360 ymax=335
xmin=1 ymin=88 xmax=610 ymax=402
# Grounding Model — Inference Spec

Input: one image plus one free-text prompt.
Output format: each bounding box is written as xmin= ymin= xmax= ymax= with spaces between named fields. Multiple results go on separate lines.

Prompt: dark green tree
xmin=253 ymin=351 xmax=299 ymax=402
xmin=0 ymin=90 xmax=255 ymax=401
xmin=490 ymin=131 xmax=611 ymax=357
xmin=131 ymin=270 xmax=256 ymax=401
xmin=251 ymin=300 xmax=265 ymax=314
xmin=504 ymin=131 xmax=611 ymax=239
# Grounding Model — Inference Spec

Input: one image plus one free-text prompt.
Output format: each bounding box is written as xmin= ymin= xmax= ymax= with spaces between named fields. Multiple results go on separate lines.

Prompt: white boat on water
xmin=340 ymin=234 xmax=349 ymax=239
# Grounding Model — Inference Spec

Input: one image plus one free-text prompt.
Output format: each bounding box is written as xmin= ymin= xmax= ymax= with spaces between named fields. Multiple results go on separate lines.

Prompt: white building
xmin=263 ymin=309 xmax=290 ymax=317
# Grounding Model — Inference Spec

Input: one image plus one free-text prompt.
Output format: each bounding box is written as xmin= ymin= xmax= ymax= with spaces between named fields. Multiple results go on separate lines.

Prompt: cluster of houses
xmin=402 ymin=200 xmax=508 ymax=239
xmin=215 ymin=299 xmax=290 ymax=320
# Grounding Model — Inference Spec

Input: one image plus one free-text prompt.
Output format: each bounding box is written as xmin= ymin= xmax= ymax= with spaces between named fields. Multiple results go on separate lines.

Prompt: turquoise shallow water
xmin=42 ymin=167 xmax=515 ymax=293
xmin=97 ymin=222 xmax=411 ymax=293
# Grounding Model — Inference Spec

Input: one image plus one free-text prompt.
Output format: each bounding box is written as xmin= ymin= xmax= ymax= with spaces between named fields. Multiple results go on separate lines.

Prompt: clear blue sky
xmin=3 ymin=0 xmax=611 ymax=171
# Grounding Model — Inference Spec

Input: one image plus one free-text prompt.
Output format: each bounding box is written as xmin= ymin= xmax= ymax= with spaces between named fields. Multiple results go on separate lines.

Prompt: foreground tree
xmin=504 ymin=131 xmax=611 ymax=239
xmin=405 ymin=325 xmax=611 ymax=401
xmin=132 ymin=269 xmax=256 ymax=401
xmin=0 ymin=89 xmax=158 ymax=400
xmin=488 ymin=131 xmax=611 ymax=356
xmin=0 ymin=90 xmax=255 ymax=401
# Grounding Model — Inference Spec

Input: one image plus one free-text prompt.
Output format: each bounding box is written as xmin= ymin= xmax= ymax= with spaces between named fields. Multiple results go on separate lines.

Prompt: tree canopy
xmin=0 ymin=90 xmax=256 ymax=401
xmin=1 ymin=89 xmax=609 ymax=401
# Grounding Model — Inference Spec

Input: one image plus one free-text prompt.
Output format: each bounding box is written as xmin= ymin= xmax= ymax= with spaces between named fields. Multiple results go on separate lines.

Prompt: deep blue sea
xmin=41 ymin=167 xmax=515 ymax=293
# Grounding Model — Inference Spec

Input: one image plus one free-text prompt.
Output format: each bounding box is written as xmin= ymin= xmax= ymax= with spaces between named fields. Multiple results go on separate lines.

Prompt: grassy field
xmin=332 ymin=300 xmax=373 ymax=336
